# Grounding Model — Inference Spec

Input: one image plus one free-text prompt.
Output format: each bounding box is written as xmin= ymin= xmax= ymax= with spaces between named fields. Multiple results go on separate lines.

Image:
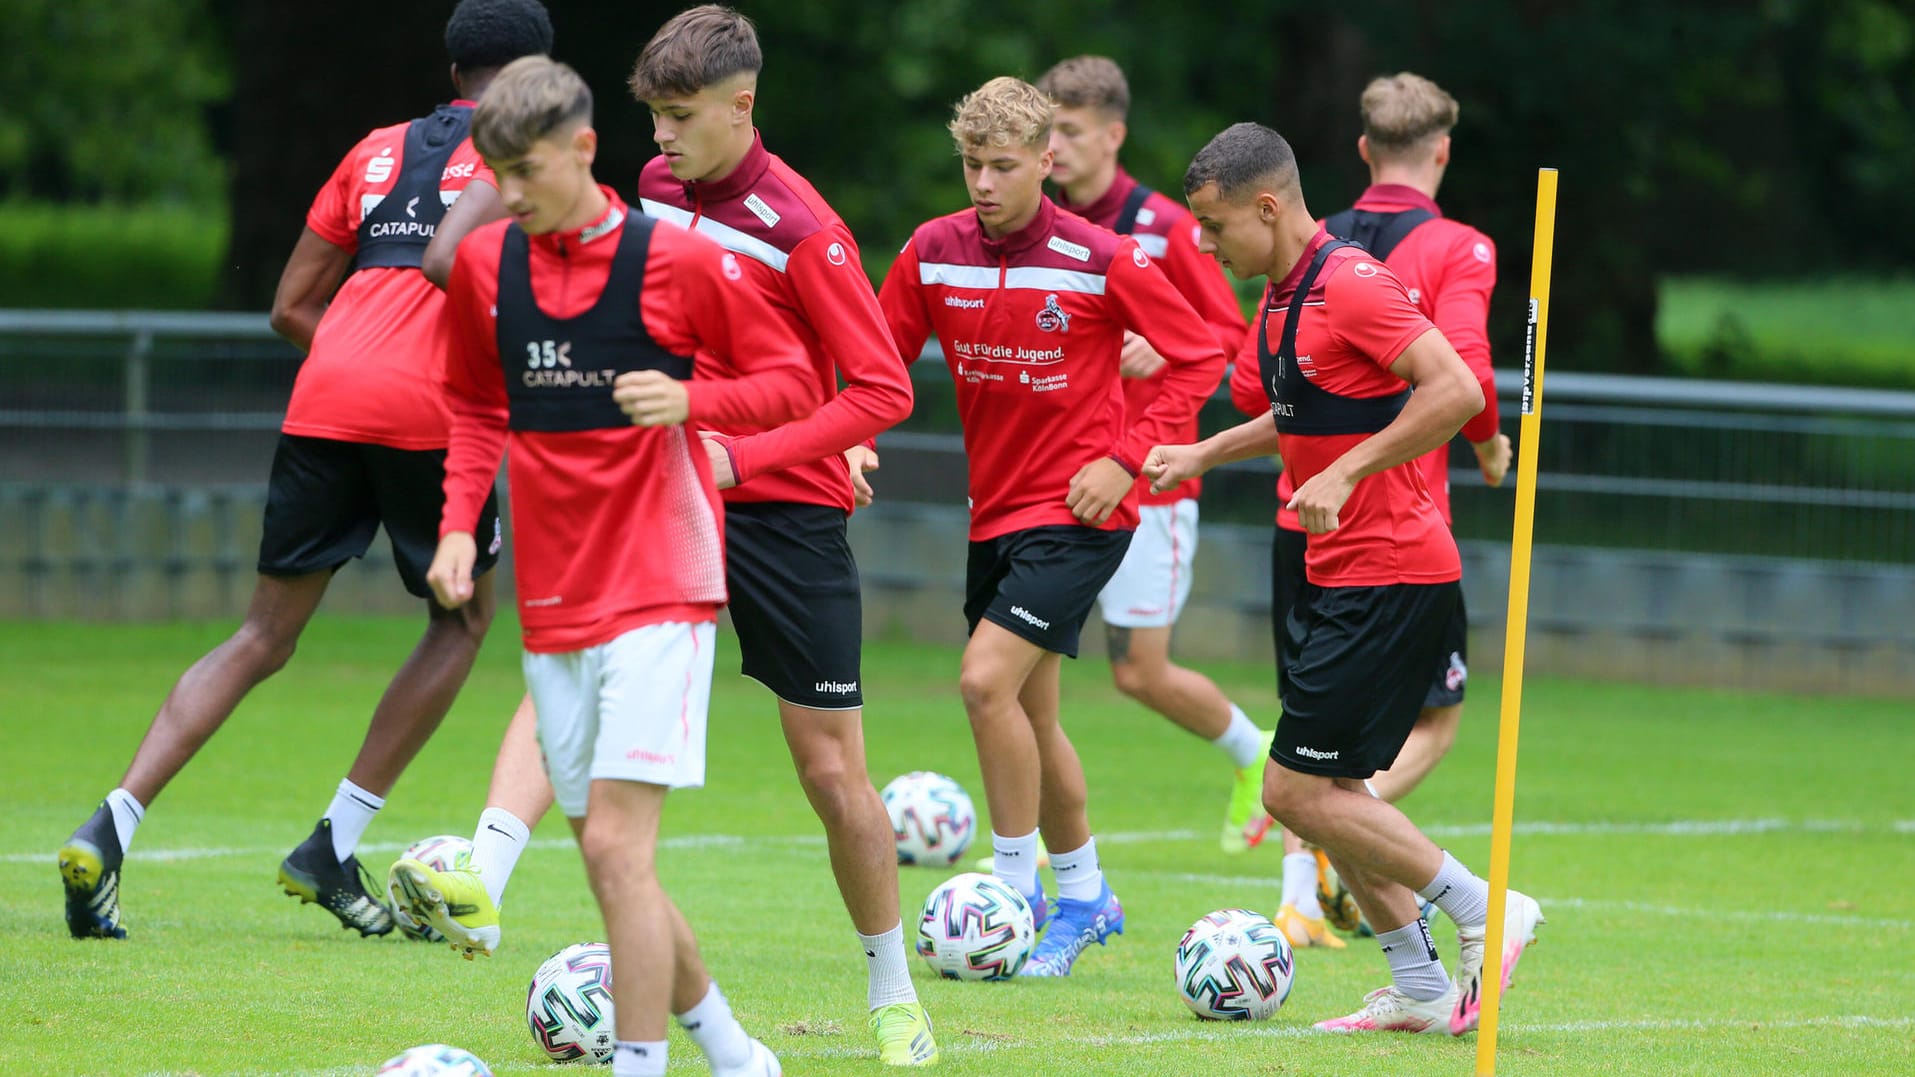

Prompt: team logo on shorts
xmin=1444 ymin=652 xmax=1467 ymax=692
xmin=1035 ymin=293 xmax=1070 ymax=333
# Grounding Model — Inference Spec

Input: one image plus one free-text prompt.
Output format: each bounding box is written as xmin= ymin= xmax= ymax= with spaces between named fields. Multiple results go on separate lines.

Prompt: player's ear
xmin=732 ymin=86 xmax=755 ymax=124
xmin=1108 ymin=119 xmax=1128 ymax=152
xmin=1357 ymin=135 xmax=1372 ymax=167
xmin=1432 ymin=135 xmax=1451 ymax=168
xmin=572 ymin=125 xmax=598 ymax=166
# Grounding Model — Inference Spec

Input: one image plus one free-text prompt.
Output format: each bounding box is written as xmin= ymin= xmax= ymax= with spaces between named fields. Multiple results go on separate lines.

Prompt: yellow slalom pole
xmin=1474 ymin=167 xmax=1557 ymax=1077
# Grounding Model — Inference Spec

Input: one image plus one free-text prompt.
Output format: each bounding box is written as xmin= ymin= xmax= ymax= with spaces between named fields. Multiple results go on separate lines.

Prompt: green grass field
xmin=4 ymin=617 xmax=1911 ymax=1076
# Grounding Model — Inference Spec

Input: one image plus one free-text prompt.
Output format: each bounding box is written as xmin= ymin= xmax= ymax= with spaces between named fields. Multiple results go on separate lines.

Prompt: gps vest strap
xmin=495 ymin=214 xmax=695 ymax=433
xmin=354 ymin=104 xmax=473 ymax=272
xmin=1322 ymin=207 xmax=1436 ymax=261
xmin=1257 ymin=240 xmax=1410 ymax=436
xmin=1112 ymin=183 xmax=1154 ymax=236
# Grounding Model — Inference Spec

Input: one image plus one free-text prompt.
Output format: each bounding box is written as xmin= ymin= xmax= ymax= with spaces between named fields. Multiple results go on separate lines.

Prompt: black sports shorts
xmin=1273 ymin=579 xmax=1461 ymax=779
xmin=1271 ymin=523 xmax=1467 ymax=711
xmin=257 ymin=434 xmax=500 ymax=600
xmin=965 ymin=524 xmax=1132 ymax=658
xmin=724 ymin=501 xmax=865 ymax=710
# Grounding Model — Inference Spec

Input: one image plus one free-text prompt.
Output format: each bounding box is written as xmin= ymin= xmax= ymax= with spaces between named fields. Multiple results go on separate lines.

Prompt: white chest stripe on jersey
xmin=638 ymin=197 xmax=790 ymax=273
xmin=917 ymin=262 xmax=1107 ymax=295
xmin=1132 ymin=233 xmax=1169 ymax=258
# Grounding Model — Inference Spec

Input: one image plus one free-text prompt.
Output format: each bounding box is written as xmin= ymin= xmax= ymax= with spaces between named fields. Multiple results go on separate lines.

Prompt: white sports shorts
xmin=1096 ymin=500 xmax=1199 ymax=629
xmin=522 ymin=620 xmax=715 ymax=817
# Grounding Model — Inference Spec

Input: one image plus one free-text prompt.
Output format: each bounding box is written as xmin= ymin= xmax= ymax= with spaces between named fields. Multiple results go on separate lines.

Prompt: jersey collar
xmin=683 ymin=130 xmax=771 ymax=203
xmin=1269 ymin=228 xmax=1334 ymax=303
xmin=1354 ymin=183 xmax=1443 ymax=216
xmin=1050 ymin=165 xmax=1136 ymax=229
xmin=979 ymin=196 xmax=1058 ymax=259
xmin=530 ymin=186 xmax=627 ymax=254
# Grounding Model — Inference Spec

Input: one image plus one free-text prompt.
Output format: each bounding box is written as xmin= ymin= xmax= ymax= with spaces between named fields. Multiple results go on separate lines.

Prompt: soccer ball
xmin=1173 ymin=908 xmax=1295 ymax=1020
xmin=390 ymin=834 xmax=474 ymax=942
xmin=376 ymin=1044 xmax=493 ymax=1077
xmin=882 ymin=771 xmax=976 ymax=866
xmin=915 ymin=872 xmax=1035 ymax=980
xmin=527 ymin=942 xmax=616 ymax=1063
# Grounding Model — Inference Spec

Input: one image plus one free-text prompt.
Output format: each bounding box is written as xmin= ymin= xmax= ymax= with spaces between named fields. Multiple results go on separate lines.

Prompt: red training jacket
xmin=637 ymin=132 xmax=911 ymax=513
xmin=439 ymin=189 xmax=816 ymax=653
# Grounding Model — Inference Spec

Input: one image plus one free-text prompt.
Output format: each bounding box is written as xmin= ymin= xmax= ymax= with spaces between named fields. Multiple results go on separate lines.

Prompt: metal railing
xmin=3 ymin=308 xmax=1913 ymax=564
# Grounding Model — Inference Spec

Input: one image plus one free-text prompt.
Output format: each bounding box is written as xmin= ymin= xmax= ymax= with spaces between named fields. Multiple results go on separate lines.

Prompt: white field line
xmin=158 ymin=1013 xmax=1915 ymax=1075
xmin=10 ymin=815 xmax=1907 ymax=866
xmin=1140 ymin=870 xmax=1915 ymax=930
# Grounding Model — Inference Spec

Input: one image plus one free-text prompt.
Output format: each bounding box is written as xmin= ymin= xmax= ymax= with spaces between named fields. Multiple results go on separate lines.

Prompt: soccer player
xmin=391 ymin=7 xmax=936 ymax=1065
xmin=53 ymin=0 xmax=553 ymax=941
xmin=1036 ymin=55 xmax=1271 ymax=857
xmin=421 ymin=56 xmax=808 ymax=1077
xmin=1145 ymin=122 xmax=1542 ymax=1034
xmin=1258 ymin=72 xmax=1514 ymax=949
xmin=877 ymin=76 xmax=1227 ymax=977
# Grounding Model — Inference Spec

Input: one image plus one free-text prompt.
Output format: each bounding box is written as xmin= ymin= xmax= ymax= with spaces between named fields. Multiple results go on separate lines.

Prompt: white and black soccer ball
xmin=1173 ymin=908 xmax=1295 ymax=1020
xmin=375 ymin=1043 xmax=494 ymax=1077
xmin=882 ymin=771 xmax=977 ymax=867
xmin=390 ymin=834 xmax=474 ymax=942
xmin=527 ymin=942 xmax=616 ymax=1063
xmin=915 ymin=872 xmax=1035 ymax=980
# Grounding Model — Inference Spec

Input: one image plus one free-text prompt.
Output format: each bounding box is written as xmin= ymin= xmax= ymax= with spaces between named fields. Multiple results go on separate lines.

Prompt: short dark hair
xmin=629 ymin=5 xmax=763 ymax=102
xmin=471 ymin=56 xmax=592 ymax=161
xmin=1183 ymin=122 xmax=1301 ymax=202
xmin=445 ymin=0 xmax=554 ymax=73
xmin=1037 ymin=56 xmax=1130 ymax=119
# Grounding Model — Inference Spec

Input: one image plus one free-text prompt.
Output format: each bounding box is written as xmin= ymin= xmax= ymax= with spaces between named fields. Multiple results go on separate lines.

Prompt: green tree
xmin=0 ymin=0 xmax=228 ymax=204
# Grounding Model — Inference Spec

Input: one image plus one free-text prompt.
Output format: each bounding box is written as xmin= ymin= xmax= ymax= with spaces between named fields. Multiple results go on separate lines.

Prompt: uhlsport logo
xmin=814 ymin=680 xmax=859 ymax=695
xmin=1293 ymin=745 xmax=1340 ymax=761
xmin=1035 ymin=293 xmax=1070 ymax=333
xmin=1009 ymin=605 xmax=1051 ymax=630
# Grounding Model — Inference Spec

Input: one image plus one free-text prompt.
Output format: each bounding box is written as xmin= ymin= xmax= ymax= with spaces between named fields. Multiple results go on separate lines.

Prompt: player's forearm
xmin=1331 ymin=371 xmax=1482 ymax=484
xmin=268 ymin=303 xmax=325 ymax=353
xmin=1459 ymin=367 xmax=1501 ymax=445
xmin=1118 ymin=341 xmax=1225 ymax=468
xmin=728 ymin=370 xmax=911 ymax=484
xmin=685 ymin=365 xmax=818 ymax=428
xmin=439 ymin=407 xmax=507 ymax=538
xmin=1195 ymin=412 xmax=1282 ymax=471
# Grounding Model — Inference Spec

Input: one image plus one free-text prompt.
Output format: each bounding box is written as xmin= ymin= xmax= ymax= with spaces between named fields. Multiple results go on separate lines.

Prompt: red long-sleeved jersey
xmin=878 ymin=198 xmax=1227 ymax=541
xmin=637 ymin=133 xmax=911 ymax=513
xmin=1052 ymin=167 xmax=1245 ymax=505
xmin=439 ymin=189 xmax=815 ymax=652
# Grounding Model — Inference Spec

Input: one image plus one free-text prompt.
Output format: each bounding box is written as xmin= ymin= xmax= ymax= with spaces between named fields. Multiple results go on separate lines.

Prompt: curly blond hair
xmin=1360 ymin=72 xmax=1458 ymax=157
xmin=948 ymin=76 xmax=1052 ymax=151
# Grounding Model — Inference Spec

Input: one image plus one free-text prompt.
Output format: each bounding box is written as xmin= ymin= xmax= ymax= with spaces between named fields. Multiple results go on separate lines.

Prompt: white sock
xmin=1281 ymin=852 xmax=1323 ymax=917
xmin=1212 ymin=704 xmax=1268 ymax=769
xmin=859 ymin=922 xmax=917 ymax=1009
xmin=1377 ymin=920 xmax=1450 ymax=1002
xmin=470 ymin=807 xmax=531 ymax=907
xmin=1417 ymin=850 xmax=1491 ymax=927
xmin=991 ymin=829 xmax=1042 ymax=906
xmin=104 ymin=788 xmax=145 ymax=854
xmin=323 ymin=779 xmax=383 ymax=862
xmin=611 ymin=1040 xmax=667 ymax=1077
xmin=677 ymin=981 xmax=751 ymax=1070
xmin=1050 ymin=837 xmax=1105 ymax=903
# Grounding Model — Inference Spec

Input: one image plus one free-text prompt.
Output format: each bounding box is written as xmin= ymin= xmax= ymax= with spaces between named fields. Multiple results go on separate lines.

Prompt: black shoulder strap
xmin=1112 ymin=183 xmax=1154 ymax=235
xmin=1323 ymin=207 xmax=1436 ymax=261
xmin=1276 ymin=240 xmax=1362 ymax=365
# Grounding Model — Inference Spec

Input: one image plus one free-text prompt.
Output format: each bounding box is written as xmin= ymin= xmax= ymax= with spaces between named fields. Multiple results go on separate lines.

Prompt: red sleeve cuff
xmin=1109 ymin=452 xmax=1140 ymax=478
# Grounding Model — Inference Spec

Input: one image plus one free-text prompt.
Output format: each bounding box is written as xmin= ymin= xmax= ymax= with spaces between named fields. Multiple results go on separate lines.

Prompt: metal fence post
xmin=124 ymin=328 xmax=152 ymax=485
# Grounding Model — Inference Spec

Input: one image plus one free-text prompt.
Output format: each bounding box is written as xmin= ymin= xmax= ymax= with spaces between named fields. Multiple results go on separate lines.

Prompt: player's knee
xmin=232 ymin=620 xmax=299 ymax=678
xmin=957 ymin=664 xmax=1012 ymax=716
xmin=793 ymin=750 xmax=855 ymax=810
xmin=1261 ymin=770 xmax=1313 ymax=830
xmin=578 ymin=820 xmax=654 ymax=880
xmin=1108 ymin=658 xmax=1157 ymax=702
